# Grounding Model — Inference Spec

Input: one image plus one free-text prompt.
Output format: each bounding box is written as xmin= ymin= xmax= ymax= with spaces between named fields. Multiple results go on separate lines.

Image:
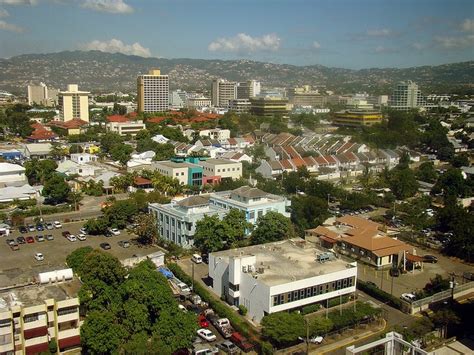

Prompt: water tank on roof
xmin=38 ymin=268 xmax=73 ymax=284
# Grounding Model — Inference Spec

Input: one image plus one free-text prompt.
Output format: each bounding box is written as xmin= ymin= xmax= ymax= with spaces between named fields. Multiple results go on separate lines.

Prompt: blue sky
xmin=0 ymin=0 xmax=473 ymax=69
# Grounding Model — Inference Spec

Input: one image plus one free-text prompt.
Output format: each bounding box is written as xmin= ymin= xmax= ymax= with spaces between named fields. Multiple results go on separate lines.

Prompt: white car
xmin=197 ymin=328 xmax=216 ymax=342
xmin=309 ymin=336 xmax=324 ymax=344
xmin=178 ymin=304 xmax=187 ymax=312
xmin=77 ymin=234 xmax=87 ymax=241
xmin=34 ymin=252 xmax=44 ymax=261
xmin=109 ymin=228 xmax=120 ymax=236
xmin=53 ymin=221 xmax=62 ymax=228
xmin=80 ymin=227 xmax=87 ymax=234
xmin=401 ymin=293 xmax=416 ymax=302
xmin=67 ymin=234 xmax=77 ymax=242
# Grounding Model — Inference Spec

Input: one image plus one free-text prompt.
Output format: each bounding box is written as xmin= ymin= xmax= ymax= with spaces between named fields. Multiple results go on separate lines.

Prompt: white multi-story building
xmin=137 ymin=69 xmax=169 ymax=113
xmin=229 ymin=99 xmax=251 ymax=114
xmin=151 ymin=160 xmax=203 ymax=186
xmin=197 ymin=158 xmax=242 ymax=179
xmin=106 ymin=120 xmax=146 ymax=136
xmin=198 ymin=129 xmax=231 ymax=142
xmin=187 ymin=96 xmax=212 ymax=109
xmin=209 ymin=238 xmax=358 ymax=322
xmin=211 ymin=79 xmax=237 ymax=107
xmin=170 ymin=89 xmax=187 ymax=108
xmin=389 ymin=81 xmax=426 ymax=111
xmin=0 ymin=162 xmax=27 ymax=186
xmin=58 ymin=84 xmax=89 ymax=122
xmin=237 ymin=80 xmax=261 ymax=100
xmin=70 ymin=153 xmax=98 ymax=165
xmin=27 ymin=82 xmax=58 ymax=107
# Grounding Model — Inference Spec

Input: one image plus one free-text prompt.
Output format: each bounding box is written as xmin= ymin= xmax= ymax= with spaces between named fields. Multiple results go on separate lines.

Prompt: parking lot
xmin=0 ymin=221 xmax=163 ymax=287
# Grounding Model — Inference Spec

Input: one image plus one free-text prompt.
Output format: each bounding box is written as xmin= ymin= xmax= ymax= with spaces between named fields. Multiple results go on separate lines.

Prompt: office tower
xmin=289 ymin=85 xmax=327 ymax=107
xmin=58 ymin=84 xmax=90 ymax=122
xmin=169 ymin=89 xmax=187 ymax=108
xmin=27 ymin=82 xmax=47 ymax=106
xmin=249 ymin=97 xmax=289 ymax=117
xmin=389 ymin=81 xmax=426 ymax=111
xmin=137 ymin=69 xmax=170 ymax=113
xmin=237 ymin=80 xmax=261 ymax=100
xmin=211 ymin=79 xmax=237 ymax=107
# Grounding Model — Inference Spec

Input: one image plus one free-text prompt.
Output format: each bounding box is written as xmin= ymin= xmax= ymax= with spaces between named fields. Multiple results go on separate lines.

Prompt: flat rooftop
xmin=200 ymin=158 xmax=238 ymax=165
xmin=211 ymin=238 xmax=356 ymax=286
xmin=153 ymin=160 xmax=200 ymax=169
xmin=0 ymin=284 xmax=70 ymax=309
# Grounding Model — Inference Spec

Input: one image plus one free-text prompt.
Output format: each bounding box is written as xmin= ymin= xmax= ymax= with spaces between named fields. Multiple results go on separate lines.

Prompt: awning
xmin=320 ymin=235 xmax=337 ymax=244
xmin=406 ymin=253 xmax=424 ymax=262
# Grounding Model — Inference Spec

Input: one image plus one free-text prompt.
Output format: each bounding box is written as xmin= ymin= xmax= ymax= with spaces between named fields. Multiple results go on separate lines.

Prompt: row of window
xmin=271 ymin=277 xmax=355 ymax=307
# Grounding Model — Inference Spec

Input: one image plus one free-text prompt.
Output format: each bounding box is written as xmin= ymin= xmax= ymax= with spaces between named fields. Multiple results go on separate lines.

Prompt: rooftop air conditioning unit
xmin=242 ymin=266 xmax=247 ymax=273
xmin=258 ymin=267 xmax=265 ymax=274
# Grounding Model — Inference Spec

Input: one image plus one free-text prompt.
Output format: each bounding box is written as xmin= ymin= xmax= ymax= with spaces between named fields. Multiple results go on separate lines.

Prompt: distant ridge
xmin=0 ymin=50 xmax=472 ymax=94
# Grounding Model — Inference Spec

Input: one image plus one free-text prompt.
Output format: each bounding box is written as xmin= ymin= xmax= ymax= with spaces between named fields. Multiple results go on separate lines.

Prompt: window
xmin=175 ymin=173 xmax=179 ymax=176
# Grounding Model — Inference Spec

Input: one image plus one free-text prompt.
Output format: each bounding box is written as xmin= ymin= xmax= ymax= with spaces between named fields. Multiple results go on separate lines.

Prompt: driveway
xmin=0 ymin=220 xmax=162 ymax=287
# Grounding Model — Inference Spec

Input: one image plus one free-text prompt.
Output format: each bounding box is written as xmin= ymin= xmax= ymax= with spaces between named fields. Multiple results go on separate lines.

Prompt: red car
xmin=198 ymin=314 xmax=209 ymax=328
xmin=26 ymin=236 xmax=35 ymax=243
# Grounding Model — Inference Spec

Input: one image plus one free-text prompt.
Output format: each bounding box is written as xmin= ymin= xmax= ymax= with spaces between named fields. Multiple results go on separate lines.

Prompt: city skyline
xmin=0 ymin=0 xmax=472 ymax=69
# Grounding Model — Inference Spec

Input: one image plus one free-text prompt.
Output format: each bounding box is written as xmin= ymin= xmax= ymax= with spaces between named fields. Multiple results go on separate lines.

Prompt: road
xmin=0 ymin=220 xmax=163 ymax=287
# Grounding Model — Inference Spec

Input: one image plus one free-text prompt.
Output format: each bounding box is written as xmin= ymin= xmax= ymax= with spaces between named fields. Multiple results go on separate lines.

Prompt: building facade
xmin=289 ymin=85 xmax=327 ymax=107
xmin=106 ymin=120 xmax=146 ymax=136
xmin=151 ymin=160 xmax=203 ymax=186
xmin=197 ymin=159 xmax=242 ymax=179
xmin=137 ymin=69 xmax=170 ymax=113
xmin=229 ymin=99 xmax=251 ymax=114
xmin=389 ymin=81 xmax=426 ymax=111
xmin=0 ymin=297 xmax=80 ymax=354
xmin=211 ymin=79 xmax=237 ymax=107
xmin=208 ymin=238 xmax=357 ymax=322
xmin=237 ymin=80 xmax=261 ymax=100
xmin=333 ymin=110 xmax=383 ymax=127
xmin=58 ymin=84 xmax=89 ymax=122
xmin=170 ymin=90 xmax=187 ymax=108
xmin=0 ymin=163 xmax=27 ymax=186
xmin=250 ymin=97 xmax=289 ymax=117
xmin=187 ymin=96 xmax=212 ymax=109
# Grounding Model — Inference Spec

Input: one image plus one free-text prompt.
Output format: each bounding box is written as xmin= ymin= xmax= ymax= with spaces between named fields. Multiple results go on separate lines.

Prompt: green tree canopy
xmin=81 ymin=310 xmax=127 ymax=354
xmin=194 ymin=214 xmax=227 ymax=253
xmin=251 ymin=211 xmax=295 ymax=245
xmin=134 ymin=212 xmax=158 ymax=245
xmin=66 ymin=246 xmax=94 ymax=273
xmin=42 ymin=174 xmax=71 ymax=204
xmin=261 ymin=312 xmax=305 ymax=346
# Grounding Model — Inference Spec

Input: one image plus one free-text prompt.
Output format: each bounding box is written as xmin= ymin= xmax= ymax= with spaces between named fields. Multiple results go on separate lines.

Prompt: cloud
xmin=81 ymin=0 xmax=133 ymax=14
xmin=434 ymin=34 xmax=474 ymax=49
xmin=366 ymin=28 xmax=393 ymax=37
xmin=411 ymin=42 xmax=425 ymax=50
xmin=0 ymin=8 xmax=8 ymax=17
xmin=461 ymin=19 xmax=474 ymax=32
xmin=0 ymin=0 xmax=37 ymax=4
xmin=374 ymin=45 xmax=398 ymax=54
xmin=312 ymin=41 xmax=321 ymax=49
xmin=0 ymin=19 xmax=24 ymax=32
xmin=208 ymin=33 xmax=280 ymax=53
xmin=80 ymin=38 xmax=151 ymax=57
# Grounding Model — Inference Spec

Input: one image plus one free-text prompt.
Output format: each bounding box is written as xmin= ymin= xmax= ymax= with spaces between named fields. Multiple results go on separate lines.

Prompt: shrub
xmin=238 ymin=305 xmax=248 ymax=316
xmin=302 ymin=304 xmax=321 ymax=315
xmin=357 ymin=280 xmax=403 ymax=310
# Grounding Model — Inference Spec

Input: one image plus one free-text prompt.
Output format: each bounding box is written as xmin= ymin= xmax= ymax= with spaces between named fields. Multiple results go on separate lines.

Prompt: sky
xmin=0 ymin=0 xmax=473 ymax=69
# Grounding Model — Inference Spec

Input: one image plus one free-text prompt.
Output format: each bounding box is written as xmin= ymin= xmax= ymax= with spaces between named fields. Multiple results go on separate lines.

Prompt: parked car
xmin=401 ymin=293 xmax=416 ymax=302
xmin=463 ymin=271 xmax=474 ymax=281
xmin=16 ymin=236 xmax=26 ymax=244
xmin=27 ymin=224 xmax=35 ymax=232
xmin=53 ymin=221 xmax=62 ymax=228
xmin=198 ymin=314 xmax=209 ymax=328
xmin=34 ymin=252 xmax=44 ymax=261
xmin=423 ymin=255 xmax=438 ymax=263
xmin=35 ymin=235 xmax=45 ymax=242
xmin=77 ymin=234 xmax=87 ymax=241
xmin=389 ymin=267 xmax=400 ymax=277
xmin=100 ymin=242 xmax=111 ymax=250
xmin=197 ymin=329 xmax=216 ymax=342
xmin=309 ymin=336 xmax=324 ymax=344
xmin=26 ymin=236 xmax=35 ymax=243
xmin=109 ymin=228 xmax=120 ymax=236
xmin=229 ymin=332 xmax=254 ymax=352
xmin=192 ymin=254 xmax=203 ymax=264
xmin=216 ymin=340 xmax=238 ymax=354
xmin=36 ymin=224 xmax=44 ymax=231
xmin=66 ymin=235 xmax=77 ymax=242
xmin=10 ymin=243 xmax=19 ymax=251
xmin=62 ymin=231 xmax=71 ymax=238
xmin=5 ymin=239 xmax=15 ymax=246
xmin=19 ymin=226 xmax=27 ymax=233
xmin=45 ymin=234 xmax=54 ymax=241
xmin=45 ymin=222 xmax=54 ymax=230
xmin=80 ymin=227 xmax=88 ymax=234
xmin=118 ymin=240 xmax=130 ymax=248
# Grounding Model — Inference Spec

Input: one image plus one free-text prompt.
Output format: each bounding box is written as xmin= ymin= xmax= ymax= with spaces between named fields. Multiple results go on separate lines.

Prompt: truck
xmin=213 ymin=318 xmax=234 ymax=339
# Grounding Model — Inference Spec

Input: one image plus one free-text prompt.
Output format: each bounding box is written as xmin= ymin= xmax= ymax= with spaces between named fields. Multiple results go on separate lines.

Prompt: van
xmin=192 ymin=254 xmax=202 ymax=264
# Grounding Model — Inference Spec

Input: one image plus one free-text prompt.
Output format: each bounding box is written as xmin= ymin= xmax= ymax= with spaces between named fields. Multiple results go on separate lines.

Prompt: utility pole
xmin=305 ymin=318 xmax=309 ymax=355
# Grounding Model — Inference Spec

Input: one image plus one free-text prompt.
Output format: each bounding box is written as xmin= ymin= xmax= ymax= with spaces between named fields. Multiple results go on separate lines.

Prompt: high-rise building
xmin=237 ymin=80 xmax=261 ymax=100
xmin=289 ymin=85 xmax=327 ymax=107
xmin=249 ymin=97 xmax=289 ymax=117
xmin=229 ymin=99 xmax=251 ymax=114
xmin=211 ymin=79 xmax=237 ymax=107
xmin=169 ymin=89 xmax=187 ymax=109
xmin=389 ymin=81 xmax=426 ymax=111
xmin=137 ymin=69 xmax=170 ymax=113
xmin=187 ymin=96 xmax=212 ymax=109
xmin=27 ymin=82 xmax=58 ymax=107
xmin=58 ymin=84 xmax=90 ymax=122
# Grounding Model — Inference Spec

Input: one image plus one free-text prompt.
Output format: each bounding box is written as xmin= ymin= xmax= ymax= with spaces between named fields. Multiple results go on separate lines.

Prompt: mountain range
xmin=0 ymin=50 xmax=473 ymax=95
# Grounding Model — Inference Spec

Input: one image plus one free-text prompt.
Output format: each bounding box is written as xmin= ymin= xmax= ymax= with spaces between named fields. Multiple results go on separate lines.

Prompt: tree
xmin=451 ymin=153 xmax=469 ymax=168
xmin=134 ymin=213 xmax=158 ymax=245
xmin=432 ymin=168 xmax=471 ymax=199
xmin=24 ymin=159 xmax=58 ymax=185
xmin=100 ymin=132 xmax=124 ymax=153
xmin=42 ymin=174 xmax=71 ymax=204
xmin=194 ymin=215 xmax=227 ymax=253
xmin=222 ymin=208 xmax=253 ymax=247
xmin=66 ymin=246 xmax=94 ymax=273
xmin=80 ymin=250 xmax=126 ymax=286
xmin=84 ymin=217 xmax=109 ymax=235
xmin=416 ymin=162 xmax=438 ymax=183
xmin=81 ymin=310 xmax=127 ymax=354
xmin=152 ymin=309 xmax=198 ymax=351
xmin=431 ymin=309 xmax=460 ymax=338
xmin=110 ymin=144 xmax=133 ymax=165
xmin=68 ymin=144 xmax=83 ymax=154
xmin=389 ymin=167 xmax=418 ymax=199
xmin=48 ymin=339 xmax=58 ymax=354
xmin=282 ymin=171 xmax=306 ymax=194
xmin=122 ymin=299 xmax=151 ymax=335
xmin=262 ymin=312 xmax=305 ymax=346
xmin=291 ymin=195 xmax=329 ymax=233
xmin=103 ymin=199 xmax=139 ymax=229
xmin=251 ymin=212 xmax=295 ymax=245
xmin=310 ymin=316 xmax=333 ymax=336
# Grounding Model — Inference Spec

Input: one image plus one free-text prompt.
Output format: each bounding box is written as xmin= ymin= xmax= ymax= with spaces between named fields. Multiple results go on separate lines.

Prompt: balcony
xmin=0 ymin=341 xmax=14 ymax=353
xmin=24 ymin=334 xmax=48 ymax=347
xmin=22 ymin=318 xmax=47 ymax=331
xmin=0 ymin=324 xmax=12 ymax=336
xmin=57 ymin=311 xmax=79 ymax=324
xmin=57 ymin=327 xmax=80 ymax=340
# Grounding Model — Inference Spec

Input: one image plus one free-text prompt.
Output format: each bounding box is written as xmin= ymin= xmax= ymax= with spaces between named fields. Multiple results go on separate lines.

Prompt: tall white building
xmin=170 ymin=89 xmax=187 ymax=109
xmin=211 ymin=79 xmax=237 ymax=107
xmin=389 ymin=81 xmax=426 ymax=111
xmin=237 ymin=80 xmax=261 ymax=100
xmin=58 ymin=84 xmax=90 ymax=122
xmin=209 ymin=238 xmax=357 ymax=322
xmin=137 ymin=69 xmax=170 ymax=113
xmin=27 ymin=82 xmax=58 ymax=107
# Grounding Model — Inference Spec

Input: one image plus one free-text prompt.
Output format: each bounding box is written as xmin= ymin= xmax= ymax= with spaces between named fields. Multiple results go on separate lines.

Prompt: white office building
xmin=211 ymin=79 xmax=237 ymax=107
xmin=187 ymin=96 xmax=212 ymax=109
xmin=389 ymin=81 xmax=426 ymax=111
xmin=170 ymin=89 xmax=187 ymax=108
xmin=137 ymin=69 xmax=169 ymax=113
xmin=209 ymin=238 xmax=358 ymax=322
xmin=198 ymin=159 xmax=242 ymax=179
xmin=229 ymin=99 xmax=251 ymax=114
xmin=237 ymin=80 xmax=261 ymax=100
xmin=106 ymin=120 xmax=146 ymax=136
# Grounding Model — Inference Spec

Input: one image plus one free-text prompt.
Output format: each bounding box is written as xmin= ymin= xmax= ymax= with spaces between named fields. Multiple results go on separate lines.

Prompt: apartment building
xmin=249 ymin=97 xmax=289 ymax=117
xmin=169 ymin=89 xmax=187 ymax=108
xmin=197 ymin=158 xmax=242 ymax=179
xmin=211 ymin=79 xmax=237 ymax=107
xmin=289 ymin=85 xmax=327 ymax=107
xmin=137 ymin=69 xmax=170 ymax=113
xmin=106 ymin=120 xmax=146 ymax=136
xmin=151 ymin=160 xmax=203 ymax=186
xmin=209 ymin=238 xmax=358 ymax=322
xmin=0 ymin=288 xmax=80 ymax=354
xmin=27 ymin=83 xmax=58 ymax=107
xmin=389 ymin=81 xmax=426 ymax=111
xmin=237 ymin=80 xmax=261 ymax=100
xmin=333 ymin=110 xmax=383 ymax=127
xmin=58 ymin=84 xmax=89 ymax=122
